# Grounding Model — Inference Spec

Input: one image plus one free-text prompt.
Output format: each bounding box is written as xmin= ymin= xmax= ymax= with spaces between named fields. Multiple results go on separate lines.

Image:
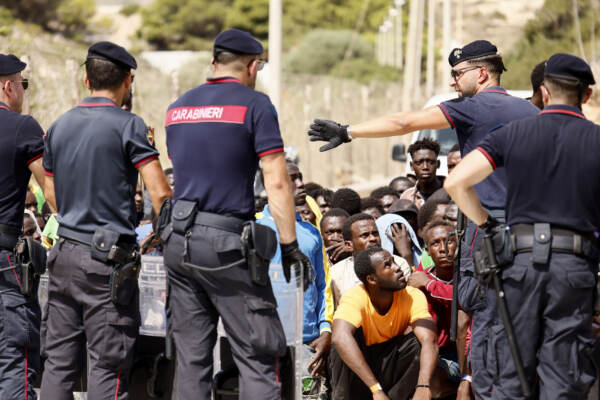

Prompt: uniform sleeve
xmin=122 ymin=116 xmax=159 ymax=168
xmin=42 ymin=124 xmax=54 ymax=176
xmin=438 ymin=97 xmax=478 ymax=137
xmin=250 ymin=95 xmax=284 ymax=158
xmin=16 ymin=116 xmax=44 ymax=168
xmin=407 ymin=287 xmax=432 ymax=324
xmin=476 ymin=124 xmax=508 ymax=170
xmin=333 ymin=287 xmax=365 ymax=329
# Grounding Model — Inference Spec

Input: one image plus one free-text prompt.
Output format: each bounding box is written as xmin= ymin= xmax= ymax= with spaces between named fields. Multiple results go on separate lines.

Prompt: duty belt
xmin=194 ymin=212 xmax=246 ymax=234
xmin=0 ymin=223 xmax=21 ymax=251
xmin=510 ymin=224 xmax=599 ymax=261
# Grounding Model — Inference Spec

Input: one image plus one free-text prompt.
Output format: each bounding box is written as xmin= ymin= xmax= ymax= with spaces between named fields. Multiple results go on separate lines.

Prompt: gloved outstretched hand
xmin=308 ymin=119 xmax=350 ymax=152
xmin=281 ymin=240 xmax=313 ymax=291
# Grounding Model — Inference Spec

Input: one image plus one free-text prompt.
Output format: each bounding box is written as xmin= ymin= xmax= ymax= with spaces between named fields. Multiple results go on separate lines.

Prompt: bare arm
xmin=444 ymin=150 xmax=494 ymax=225
xmin=332 ymin=319 xmax=383 ymax=393
xmin=30 ymin=158 xmax=57 ymax=212
xmin=412 ymin=318 xmax=438 ymax=399
xmin=350 ymin=106 xmax=450 ymax=139
xmin=260 ymin=152 xmax=296 ymax=244
xmin=138 ymin=160 xmax=172 ymax=214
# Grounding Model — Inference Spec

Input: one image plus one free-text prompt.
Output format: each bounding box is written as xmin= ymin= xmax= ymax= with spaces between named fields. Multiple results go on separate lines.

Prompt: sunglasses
xmin=248 ymin=59 xmax=266 ymax=71
xmin=450 ymin=66 xmax=482 ymax=80
xmin=9 ymin=78 xmax=28 ymax=90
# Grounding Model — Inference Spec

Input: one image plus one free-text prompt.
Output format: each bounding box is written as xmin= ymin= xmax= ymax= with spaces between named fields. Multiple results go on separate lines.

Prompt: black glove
xmin=308 ymin=119 xmax=350 ymax=152
xmin=281 ymin=240 xmax=312 ymax=291
xmin=478 ymin=215 xmax=502 ymax=236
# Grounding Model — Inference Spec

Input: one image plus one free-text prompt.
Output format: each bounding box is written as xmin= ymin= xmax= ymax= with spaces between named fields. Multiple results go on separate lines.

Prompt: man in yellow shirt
xmin=330 ymin=247 xmax=438 ymax=400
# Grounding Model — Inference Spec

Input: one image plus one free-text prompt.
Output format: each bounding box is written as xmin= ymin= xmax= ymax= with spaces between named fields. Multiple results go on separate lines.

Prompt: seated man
xmin=329 ymin=247 xmax=438 ymax=400
xmin=408 ymin=219 xmax=464 ymax=396
xmin=370 ymin=186 xmax=399 ymax=214
xmin=330 ymin=213 xmax=411 ymax=307
xmin=320 ymin=208 xmax=352 ymax=265
xmin=401 ymin=138 xmax=444 ymax=209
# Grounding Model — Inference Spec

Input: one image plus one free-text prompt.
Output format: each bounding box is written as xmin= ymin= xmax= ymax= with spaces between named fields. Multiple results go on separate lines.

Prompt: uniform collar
xmin=78 ymin=96 xmax=118 ymax=108
xmin=206 ymin=76 xmax=243 ymax=85
xmin=481 ymin=86 xmax=508 ymax=95
xmin=0 ymin=101 xmax=10 ymax=111
xmin=539 ymin=104 xmax=586 ymax=119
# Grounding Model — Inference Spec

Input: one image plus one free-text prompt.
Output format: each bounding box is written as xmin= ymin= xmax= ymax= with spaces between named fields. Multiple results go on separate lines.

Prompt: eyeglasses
xmin=249 ymin=59 xmax=266 ymax=71
xmin=9 ymin=78 xmax=28 ymax=90
xmin=130 ymin=74 xmax=135 ymax=83
xmin=450 ymin=66 xmax=482 ymax=80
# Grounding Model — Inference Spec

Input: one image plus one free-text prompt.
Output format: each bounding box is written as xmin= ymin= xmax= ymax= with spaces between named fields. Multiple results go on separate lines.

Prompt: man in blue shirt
xmin=307 ymin=40 xmax=539 ymax=398
xmin=258 ymin=161 xmax=331 ymax=390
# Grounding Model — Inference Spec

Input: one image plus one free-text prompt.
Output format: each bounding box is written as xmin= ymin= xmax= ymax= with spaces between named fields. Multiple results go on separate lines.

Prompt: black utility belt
xmin=0 ymin=223 xmax=21 ymax=251
xmin=510 ymin=224 xmax=599 ymax=260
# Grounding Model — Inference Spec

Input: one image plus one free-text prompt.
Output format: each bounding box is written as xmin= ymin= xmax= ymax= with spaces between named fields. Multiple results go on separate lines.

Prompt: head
xmin=408 ymin=138 xmax=440 ymax=184
xmin=355 ymin=247 xmax=407 ymax=292
xmin=286 ymin=161 xmax=306 ymax=206
xmin=163 ymin=167 xmax=174 ymax=191
xmin=84 ymin=42 xmax=137 ymax=107
xmin=541 ymin=53 xmax=595 ymax=109
xmin=314 ymin=188 xmax=333 ymax=214
xmin=447 ymin=144 xmax=461 ymax=174
xmin=320 ymin=208 xmax=350 ymax=247
xmin=211 ymin=29 xmax=265 ymax=89
xmin=23 ymin=213 xmax=41 ymax=242
xmin=370 ymin=187 xmax=399 ymax=213
xmin=360 ymin=197 xmax=384 ymax=219
xmin=448 ymin=40 xmax=506 ymax=97
xmin=304 ymin=182 xmax=323 ymax=198
xmin=296 ymin=202 xmax=316 ymax=226
xmin=388 ymin=199 xmax=419 ymax=232
xmin=389 ymin=176 xmax=414 ymax=197
xmin=530 ymin=60 xmax=546 ymax=109
xmin=25 ymin=190 xmax=37 ymax=214
xmin=424 ymin=219 xmax=457 ymax=269
xmin=342 ymin=213 xmax=380 ymax=255
xmin=0 ymin=54 xmax=28 ymax=113
xmin=332 ymin=188 xmax=361 ymax=215
xmin=417 ymin=198 xmax=450 ymax=238
xmin=135 ymin=184 xmax=144 ymax=214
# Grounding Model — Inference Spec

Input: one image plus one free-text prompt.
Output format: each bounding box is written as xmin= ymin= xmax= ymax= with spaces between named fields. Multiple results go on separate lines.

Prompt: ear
xmin=366 ymin=272 xmax=378 ymax=286
xmin=210 ymin=58 xmax=216 ymax=72
xmin=345 ymin=240 xmax=354 ymax=252
xmin=83 ymin=74 xmax=91 ymax=90
xmin=541 ymin=84 xmax=550 ymax=105
xmin=478 ymin=67 xmax=488 ymax=84
xmin=582 ymin=87 xmax=593 ymax=104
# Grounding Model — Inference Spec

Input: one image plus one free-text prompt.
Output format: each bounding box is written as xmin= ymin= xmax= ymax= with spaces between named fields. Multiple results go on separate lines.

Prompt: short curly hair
xmin=407 ymin=137 xmax=440 ymax=157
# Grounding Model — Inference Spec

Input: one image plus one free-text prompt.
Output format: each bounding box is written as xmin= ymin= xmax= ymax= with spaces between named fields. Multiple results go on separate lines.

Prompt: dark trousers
xmin=164 ymin=225 xmax=286 ymax=400
xmin=328 ymin=330 xmax=421 ymax=400
xmin=0 ymin=249 xmax=41 ymax=400
xmin=488 ymin=253 xmax=597 ymax=400
xmin=40 ymin=240 xmax=139 ymax=400
xmin=458 ymin=218 xmax=500 ymax=399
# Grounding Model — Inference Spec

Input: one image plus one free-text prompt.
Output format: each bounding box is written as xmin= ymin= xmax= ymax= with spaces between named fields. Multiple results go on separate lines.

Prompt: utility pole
xmin=426 ymin=0 xmax=435 ymax=97
xmin=442 ymin=0 xmax=451 ymax=90
xmin=268 ymin=0 xmax=282 ymax=112
xmin=414 ymin=0 xmax=425 ymax=100
xmin=402 ymin=0 xmax=421 ymax=111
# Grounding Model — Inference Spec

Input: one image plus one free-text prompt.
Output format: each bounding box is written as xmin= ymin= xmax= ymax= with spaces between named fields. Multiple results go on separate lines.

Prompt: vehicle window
xmin=417 ymin=128 xmax=458 ymax=155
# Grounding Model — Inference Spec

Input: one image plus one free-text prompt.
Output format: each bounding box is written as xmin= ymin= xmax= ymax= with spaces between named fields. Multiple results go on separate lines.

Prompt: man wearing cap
xmin=0 ymin=53 xmax=50 ymax=400
xmin=40 ymin=41 xmax=172 ymax=399
xmin=446 ymin=52 xmax=600 ymax=399
xmin=163 ymin=29 xmax=306 ymax=399
xmin=308 ymin=39 xmax=539 ymax=398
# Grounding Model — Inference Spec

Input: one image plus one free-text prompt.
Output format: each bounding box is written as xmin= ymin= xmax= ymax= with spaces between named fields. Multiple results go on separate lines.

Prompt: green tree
xmin=0 ymin=0 xmax=61 ymax=28
xmin=225 ymin=0 xmax=269 ymax=41
xmin=141 ymin=0 xmax=233 ymax=50
xmin=56 ymin=0 xmax=96 ymax=35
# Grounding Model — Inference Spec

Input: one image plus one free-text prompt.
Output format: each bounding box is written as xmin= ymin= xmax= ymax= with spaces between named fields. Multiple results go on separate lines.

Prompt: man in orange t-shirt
xmin=329 ymin=247 xmax=438 ymax=400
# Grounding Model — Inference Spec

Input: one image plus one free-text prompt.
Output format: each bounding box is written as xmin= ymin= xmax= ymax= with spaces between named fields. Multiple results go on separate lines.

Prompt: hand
xmin=386 ymin=224 xmax=413 ymax=263
xmin=307 ymin=331 xmax=331 ymax=376
xmin=407 ymin=271 xmax=430 ymax=289
xmin=373 ymin=390 xmax=391 ymax=400
xmin=281 ymin=240 xmax=313 ymax=290
xmin=457 ymin=380 xmax=474 ymax=400
xmin=412 ymin=386 xmax=432 ymax=400
xmin=308 ymin=119 xmax=350 ymax=152
xmin=478 ymin=215 xmax=502 ymax=236
xmin=326 ymin=241 xmax=352 ymax=263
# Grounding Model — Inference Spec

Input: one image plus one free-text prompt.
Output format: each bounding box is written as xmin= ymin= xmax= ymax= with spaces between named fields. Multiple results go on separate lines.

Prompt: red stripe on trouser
xmin=470 ymin=227 xmax=479 ymax=257
xmin=114 ymin=370 xmax=122 ymax=400
xmin=275 ymin=357 xmax=282 ymax=400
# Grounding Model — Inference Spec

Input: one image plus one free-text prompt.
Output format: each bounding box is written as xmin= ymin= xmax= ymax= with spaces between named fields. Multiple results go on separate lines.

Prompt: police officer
xmin=446 ymin=53 xmax=599 ymax=399
xmin=307 ymin=40 xmax=539 ymax=398
xmin=164 ymin=29 xmax=307 ymax=399
xmin=40 ymin=42 xmax=172 ymax=399
xmin=0 ymin=53 xmax=50 ymax=400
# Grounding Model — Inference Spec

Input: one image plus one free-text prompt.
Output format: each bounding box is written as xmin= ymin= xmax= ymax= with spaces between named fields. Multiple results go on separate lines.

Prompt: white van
xmin=392 ymin=91 xmax=532 ymax=177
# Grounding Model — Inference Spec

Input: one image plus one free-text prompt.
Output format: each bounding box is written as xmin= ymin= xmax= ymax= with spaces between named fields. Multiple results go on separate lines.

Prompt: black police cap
xmin=213 ymin=29 xmax=264 ymax=56
xmin=0 ymin=54 xmax=26 ymax=75
xmin=448 ymin=40 xmax=499 ymax=67
xmin=545 ymin=53 xmax=595 ymax=85
xmin=86 ymin=41 xmax=137 ymax=70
